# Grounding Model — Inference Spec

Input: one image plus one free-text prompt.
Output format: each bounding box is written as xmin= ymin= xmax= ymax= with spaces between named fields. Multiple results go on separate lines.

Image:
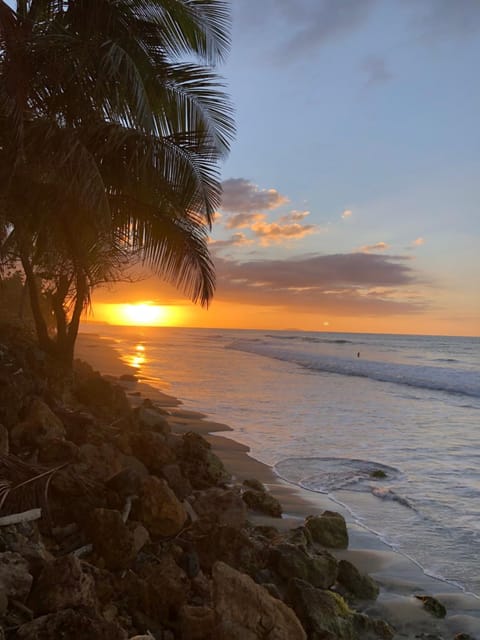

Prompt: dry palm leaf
xmin=0 ymin=454 xmax=68 ymax=526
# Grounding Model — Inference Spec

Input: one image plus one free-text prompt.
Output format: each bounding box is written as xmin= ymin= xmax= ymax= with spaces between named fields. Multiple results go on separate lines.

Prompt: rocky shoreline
xmin=0 ymin=325 xmax=475 ymax=639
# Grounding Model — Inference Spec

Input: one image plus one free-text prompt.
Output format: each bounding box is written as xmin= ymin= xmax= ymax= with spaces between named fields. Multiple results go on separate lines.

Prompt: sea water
xmin=85 ymin=327 xmax=480 ymax=598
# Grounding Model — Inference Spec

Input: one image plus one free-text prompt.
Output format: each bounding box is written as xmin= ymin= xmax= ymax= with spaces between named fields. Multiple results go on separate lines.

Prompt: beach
xmin=76 ymin=329 xmax=480 ymax=638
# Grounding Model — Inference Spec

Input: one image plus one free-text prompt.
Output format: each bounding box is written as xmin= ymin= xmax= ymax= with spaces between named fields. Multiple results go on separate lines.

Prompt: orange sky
xmin=88 ymin=276 xmax=479 ymax=337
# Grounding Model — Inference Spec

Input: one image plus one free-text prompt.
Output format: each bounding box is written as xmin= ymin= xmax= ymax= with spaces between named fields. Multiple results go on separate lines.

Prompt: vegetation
xmin=0 ymin=0 xmax=234 ymax=365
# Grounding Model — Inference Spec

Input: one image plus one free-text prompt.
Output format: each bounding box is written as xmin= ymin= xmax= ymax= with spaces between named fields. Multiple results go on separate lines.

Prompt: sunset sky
xmin=91 ymin=0 xmax=480 ymax=336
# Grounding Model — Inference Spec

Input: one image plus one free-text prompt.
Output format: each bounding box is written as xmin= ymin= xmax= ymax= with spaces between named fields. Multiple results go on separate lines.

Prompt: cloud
xmin=361 ymin=55 xmax=392 ymax=86
xmin=220 ymin=198 xmax=318 ymax=246
xmin=251 ymin=220 xmax=318 ymax=245
xmin=412 ymin=237 xmax=425 ymax=246
xmin=225 ymin=213 xmax=265 ymax=230
xmin=221 ymin=178 xmax=288 ymax=213
xmin=361 ymin=241 xmax=390 ymax=253
xmin=278 ymin=210 xmax=311 ymax=223
xmin=342 ymin=209 xmax=353 ymax=219
xmin=214 ymin=252 xmax=424 ymax=316
xmin=407 ymin=0 xmax=480 ymax=39
xmin=275 ymin=0 xmax=379 ymax=58
xmin=209 ymin=233 xmax=254 ymax=249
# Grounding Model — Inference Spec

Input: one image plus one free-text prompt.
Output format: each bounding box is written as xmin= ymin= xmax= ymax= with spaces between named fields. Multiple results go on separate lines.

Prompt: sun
xmin=92 ymin=302 xmax=183 ymax=326
xmin=122 ymin=303 xmax=169 ymax=326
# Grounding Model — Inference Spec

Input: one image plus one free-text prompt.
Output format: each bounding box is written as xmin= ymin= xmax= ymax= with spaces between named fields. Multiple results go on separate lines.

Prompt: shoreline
xmin=76 ymin=331 xmax=480 ymax=638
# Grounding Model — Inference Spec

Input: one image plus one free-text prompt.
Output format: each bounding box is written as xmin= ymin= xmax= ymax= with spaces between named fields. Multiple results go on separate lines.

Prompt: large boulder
xmin=337 ymin=559 xmax=379 ymax=601
xmin=179 ymin=604 xmax=215 ymax=640
xmin=130 ymin=431 xmax=176 ymax=475
xmin=189 ymin=487 xmax=247 ymax=529
xmin=180 ymin=432 xmax=230 ymax=489
xmin=132 ymin=475 xmax=187 ymax=537
xmin=242 ymin=488 xmax=283 ymax=518
xmin=16 ymin=608 xmax=127 ymax=640
xmin=269 ymin=543 xmax=338 ymax=589
xmin=287 ymin=578 xmax=357 ymax=639
xmin=213 ymin=561 xmax=307 ymax=640
xmin=193 ymin=525 xmax=265 ymax=575
xmin=87 ymin=508 xmax=149 ymax=570
xmin=74 ymin=361 xmax=131 ymax=420
xmin=10 ymin=397 xmax=65 ymax=451
xmin=0 ymin=551 xmax=33 ymax=601
xmin=287 ymin=579 xmax=393 ymax=640
xmin=28 ymin=555 xmax=97 ymax=615
xmin=305 ymin=511 xmax=349 ymax=549
xmin=135 ymin=404 xmax=171 ymax=436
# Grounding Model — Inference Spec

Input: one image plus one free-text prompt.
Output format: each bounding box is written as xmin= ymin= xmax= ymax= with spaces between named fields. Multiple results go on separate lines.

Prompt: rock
xmin=193 ymin=525 xmax=264 ymax=575
xmin=287 ymin=578 xmax=356 ymax=639
xmin=130 ymin=431 xmax=176 ymax=475
xmin=189 ymin=487 xmax=247 ymax=528
xmin=353 ymin=612 xmax=395 ymax=639
xmin=243 ymin=478 xmax=265 ymax=492
xmin=269 ymin=543 xmax=338 ymax=589
xmin=87 ymin=508 xmax=149 ymax=570
xmin=305 ymin=511 xmax=349 ymax=549
xmin=120 ymin=374 xmax=137 ymax=382
xmin=454 ymin=635 xmax=475 ymax=640
xmin=337 ymin=558 xmax=379 ymax=600
xmin=0 ymin=551 xmax=33 ymax=601
xmin=38 ymin=437 xmax=79 ymax=463
xmin=74 ymin=361 xmax=131 ymax=420
xmin=131 ymin=475 xmax=187 ymax=537
xmin=16 ymin=608 xmax=128 ymax=640
xmin=179 ymin=604 xmax=215 ymax=639
xmin=136 ymin=552 xmax=190 ymax=622
xmin=77 ymin=442 xmax=127 ymax=482
xmin=161 ymin=463 xmax=192 ymax=500
xmin=10 ymin=396 xmax=66 ymax=450
xmin=180 ymin=432 xmax=230 ymax=489
xmin=0 ymin=586 xmax=7 ymax=616
xmin=242 ymin=488 xmax=283 ymax=517
xmin=106 ymin=467 xmax=145 ymax=497
xmin=135 ymin=405 xmax=171 ymax=435
xmin=28 ymin=555 xmax=97 ymax=615
xmin=213 ymin=561 xmax=307 ymax=640
xmin=0 ymin=423 xmax=9 ymax=454
xmin=414 ymin=594 xmax=447 ymax=618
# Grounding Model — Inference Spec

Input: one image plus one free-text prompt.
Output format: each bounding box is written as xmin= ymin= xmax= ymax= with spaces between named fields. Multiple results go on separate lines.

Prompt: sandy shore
xmin=76 ymin=331 xmax=480 ymax=639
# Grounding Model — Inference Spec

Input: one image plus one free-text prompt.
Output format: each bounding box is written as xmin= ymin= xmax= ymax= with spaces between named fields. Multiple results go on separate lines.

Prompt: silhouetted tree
xmin=0 ymin=0 xmax=234 ymax=365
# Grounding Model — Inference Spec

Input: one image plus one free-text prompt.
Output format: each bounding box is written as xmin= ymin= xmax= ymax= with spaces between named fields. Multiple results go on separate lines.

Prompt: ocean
xmin=85 ymin=326 xmax=480 ymax=600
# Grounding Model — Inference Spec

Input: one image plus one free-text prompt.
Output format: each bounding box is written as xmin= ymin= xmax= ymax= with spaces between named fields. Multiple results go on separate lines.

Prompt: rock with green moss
xmin=337 ymin=559 xmax=379 ymax=601
xmin=305 ymin=511 xmax=349 ymax=549
xmin=370 ymin=469 xmax=387 ymax=479
xmin=287 ymin=578 xmax=356 ymax=639
xmin=414 ymin=594 xmax=447 ymax=618
xmin=242 ymin=488 xmax=283 ymax=517
xmin=270 ymin=543 xmax=338 ymax=589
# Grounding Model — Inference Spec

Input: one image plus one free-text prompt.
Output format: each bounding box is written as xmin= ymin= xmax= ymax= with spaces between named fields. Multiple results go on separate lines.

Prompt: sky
xmin=92 ymin=0 xmax=480 ymax=336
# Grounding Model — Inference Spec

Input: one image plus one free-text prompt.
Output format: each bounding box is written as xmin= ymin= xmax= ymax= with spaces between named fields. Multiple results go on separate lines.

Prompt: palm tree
xmin=0 ymin=0 xmax=234 ymax=365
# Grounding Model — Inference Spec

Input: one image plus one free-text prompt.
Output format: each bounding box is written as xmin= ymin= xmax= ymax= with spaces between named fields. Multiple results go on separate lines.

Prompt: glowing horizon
xmin=92 ymin=303 xmax=184 ymax=327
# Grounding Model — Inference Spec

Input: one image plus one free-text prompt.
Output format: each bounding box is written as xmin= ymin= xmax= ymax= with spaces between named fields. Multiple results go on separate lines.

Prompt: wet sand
xmin=76 ymin=331 xmax=480 ymax=638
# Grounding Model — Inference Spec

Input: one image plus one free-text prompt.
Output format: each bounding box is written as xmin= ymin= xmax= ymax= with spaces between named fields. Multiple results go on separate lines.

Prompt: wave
xmin=229 ymin=340 xmax=480 ymax=399
xmin=265 ymin=334 xmax=354 ymax=345
xmin=274 ymin=456 xmax=403 ymax=494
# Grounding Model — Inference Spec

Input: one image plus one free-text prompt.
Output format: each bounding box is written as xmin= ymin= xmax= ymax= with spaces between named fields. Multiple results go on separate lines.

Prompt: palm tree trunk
xmin=19 ymin=251 xmax=52 ymax=352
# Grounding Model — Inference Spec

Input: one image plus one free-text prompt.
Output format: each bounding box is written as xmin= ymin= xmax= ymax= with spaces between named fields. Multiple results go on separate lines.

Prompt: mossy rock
xmin=370 ymin=469 xmax=387 ymax=479
xmin=414 ymin=595 xmax=447 ymax=618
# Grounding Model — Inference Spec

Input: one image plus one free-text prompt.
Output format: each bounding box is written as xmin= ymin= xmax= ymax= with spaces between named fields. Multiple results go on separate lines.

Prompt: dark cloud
xmin=407 ymin=0 xmax=480 ymax=39
xmin=361 ymin=55 xmax=392 ymax=86
xmin=213 ymin=252 xmax=423 ymax=316
xmin=221 ymin=179 xmax=288 ymax=213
